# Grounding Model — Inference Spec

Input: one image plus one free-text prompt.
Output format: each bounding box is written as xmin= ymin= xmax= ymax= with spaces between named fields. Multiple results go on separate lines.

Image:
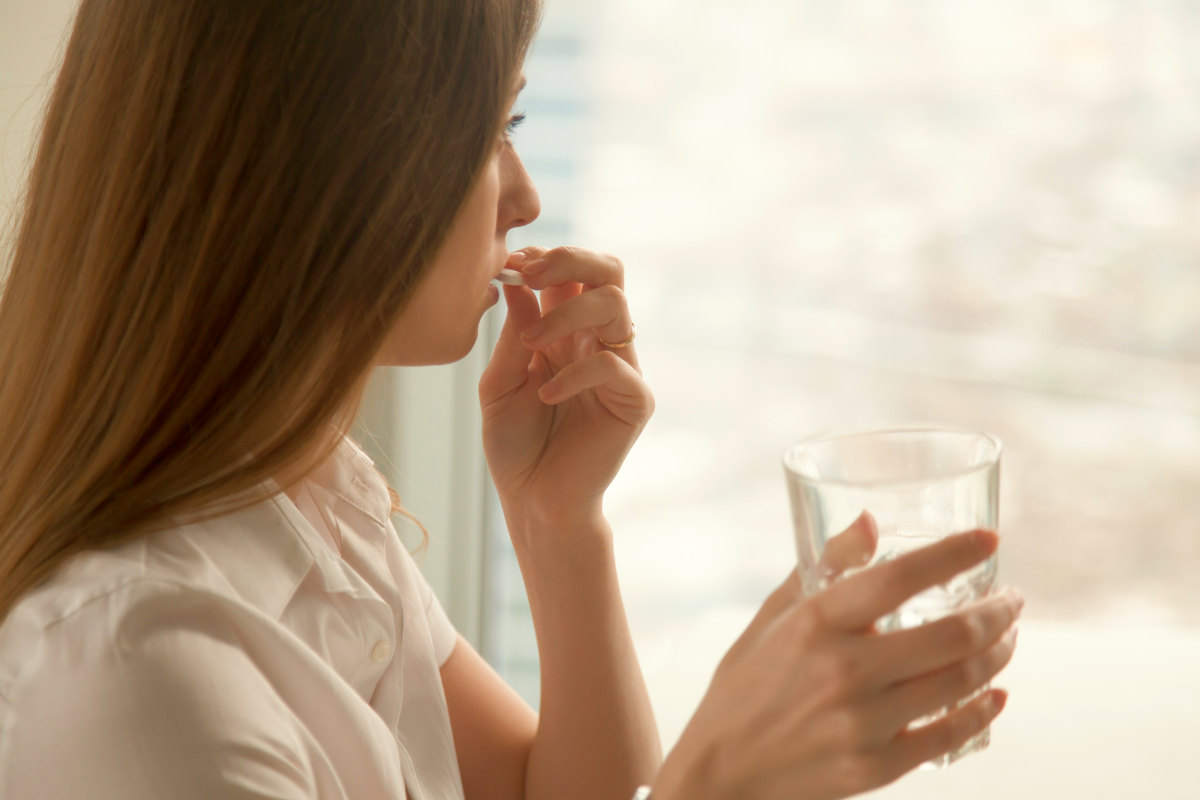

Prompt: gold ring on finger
xmin=597 ymin=324 xmax=636 ymax=349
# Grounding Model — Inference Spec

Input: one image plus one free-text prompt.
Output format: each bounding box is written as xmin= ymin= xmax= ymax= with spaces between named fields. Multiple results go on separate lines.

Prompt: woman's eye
xmin=503 ymin=112 xmax=526 ymax=140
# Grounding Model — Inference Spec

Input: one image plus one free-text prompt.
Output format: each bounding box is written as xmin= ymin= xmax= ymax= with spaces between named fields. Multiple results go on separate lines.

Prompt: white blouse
xmin=0 ymin=436 xmax=464 ymax=800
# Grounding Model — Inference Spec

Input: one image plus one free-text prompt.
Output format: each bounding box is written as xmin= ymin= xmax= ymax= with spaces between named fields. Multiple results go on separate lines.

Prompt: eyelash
xmin=503 ymin=112 xmax=526 ymax=138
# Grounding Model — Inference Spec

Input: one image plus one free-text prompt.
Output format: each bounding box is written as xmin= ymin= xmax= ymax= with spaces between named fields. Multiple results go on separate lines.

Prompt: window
xmin=486 ymin=2 xmax=1200 ymax=798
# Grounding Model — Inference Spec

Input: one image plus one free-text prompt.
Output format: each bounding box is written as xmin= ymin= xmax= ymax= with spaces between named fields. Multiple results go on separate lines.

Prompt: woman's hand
xmin=479 ymin=246 xmax=653 ymax=531
xmin=653 ymin=523 xmax=1022 ymax=800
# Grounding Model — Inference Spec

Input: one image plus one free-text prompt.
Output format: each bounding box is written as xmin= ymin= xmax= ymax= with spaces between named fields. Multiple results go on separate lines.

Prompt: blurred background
xmin=3 ymin=1 xmax=1198 ymax=797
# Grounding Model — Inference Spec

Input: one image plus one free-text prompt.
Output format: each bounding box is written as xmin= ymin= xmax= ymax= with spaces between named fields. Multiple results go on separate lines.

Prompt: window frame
xmin=355 ymin=315 xmax=500 ymax=650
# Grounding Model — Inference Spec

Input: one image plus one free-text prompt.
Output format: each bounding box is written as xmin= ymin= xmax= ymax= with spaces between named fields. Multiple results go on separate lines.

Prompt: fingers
xmin=868 ymin=588 xmax=1024 ymax=689
xmin=881 ymin=625 xmax=1017 ymax=736
xmin=815 ymin=529 xmax=998 ymax=632
xmin=497 ymin=284 xmax=543 ymax=350
xmin=817 ymin=511 xmax=879 ymax=582
xmin=508 ymin=248 xmax=583 ymax=316
xmin=537 ymin=350 xmax=653 ymax=425
xmin=508 ymin=245 xmax=639 ymax=368
xmin=514 ymin=246 xmax=625 ymax=290
xmin=873 ymin=688 xmax=1007 ymax=783
xmin=838 ymin=618 xmax=1016 ymax=753
xmin=519 ymin=285 xmax=635 ymax=358
xmin=480 ymin=284 xmax=545 ymax=400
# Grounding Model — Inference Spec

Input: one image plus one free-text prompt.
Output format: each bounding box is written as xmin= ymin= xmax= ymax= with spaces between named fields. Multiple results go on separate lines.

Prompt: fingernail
xmin=973 ymin=529 xmax=999 ymax=553
xmin=998 ymin=587 xmax=1024 ymax=611
xmin=507 ymin=251 xmax=528 ymax=264
xmin=522 ymin=259 xmax=549 ymax=275
xmin=989 ymin=689 xmax=1008 ymax=713
xmin=537 ymin=378 xmax=559 ymax=402
xmin=521 ymin=320 xmax=546 ymax=340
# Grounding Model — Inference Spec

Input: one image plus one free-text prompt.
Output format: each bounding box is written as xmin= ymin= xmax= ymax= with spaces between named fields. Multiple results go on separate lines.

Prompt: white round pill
xmin=494 ymin=268 xmax=526 ymax=286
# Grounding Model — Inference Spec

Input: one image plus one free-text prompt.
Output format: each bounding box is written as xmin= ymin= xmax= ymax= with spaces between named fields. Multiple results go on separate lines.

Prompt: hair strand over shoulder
xmin=0 ymin=0 xmax=542 ymax=620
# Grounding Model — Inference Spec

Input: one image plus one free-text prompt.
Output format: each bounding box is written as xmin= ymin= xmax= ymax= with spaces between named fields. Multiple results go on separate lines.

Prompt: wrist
xmin=500 ymin=511 xmax=618 ymax=612
xmin=497 ymin=491 xmax=606 ymax=531
xmin=500 ymin=502 xmax=611 ymax=557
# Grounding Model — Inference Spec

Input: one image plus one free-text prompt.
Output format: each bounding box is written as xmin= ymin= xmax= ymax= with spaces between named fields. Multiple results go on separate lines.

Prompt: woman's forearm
xmin=507 ymin=513 xmax=662 ymax=800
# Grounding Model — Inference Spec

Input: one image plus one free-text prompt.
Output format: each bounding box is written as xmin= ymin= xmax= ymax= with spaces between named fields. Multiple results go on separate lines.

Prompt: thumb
xmin=480 ymin=284 xmax=543 ymax=397
xmin=745 ymin=513 xmax=878 ymax=639
xmin=818 ymin=510 xmax=879 ymax=583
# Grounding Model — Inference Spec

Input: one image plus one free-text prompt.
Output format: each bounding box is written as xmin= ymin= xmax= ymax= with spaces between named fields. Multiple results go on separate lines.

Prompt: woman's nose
xmin=499 ymin=151 xmax=540 ymax=232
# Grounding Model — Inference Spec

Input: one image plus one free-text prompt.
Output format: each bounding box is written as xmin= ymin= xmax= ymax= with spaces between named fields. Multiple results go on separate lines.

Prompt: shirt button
xmin=370 ymin=640 xmax=393 ymax=663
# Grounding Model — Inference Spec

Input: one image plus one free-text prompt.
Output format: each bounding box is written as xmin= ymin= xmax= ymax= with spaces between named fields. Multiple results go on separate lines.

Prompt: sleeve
xmin=420 ymin=574 xmax=459 ymax=667
xmin=390 ymin=510 xmax=460 ymax=668
xmin=0 ymin=590 xmax=338 ymax=800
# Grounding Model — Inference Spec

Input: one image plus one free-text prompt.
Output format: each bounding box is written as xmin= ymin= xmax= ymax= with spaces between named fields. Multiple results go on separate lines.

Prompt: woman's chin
xmin=374 ymin=291 xmax=496 ymax=367
xmin=373 ymin=326 xmax=481 ymax=367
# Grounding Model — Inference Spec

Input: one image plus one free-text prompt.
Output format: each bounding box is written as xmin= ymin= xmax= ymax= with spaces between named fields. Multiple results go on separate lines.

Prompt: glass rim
xmin=782 ymin=424 xmax=1002 ymax=489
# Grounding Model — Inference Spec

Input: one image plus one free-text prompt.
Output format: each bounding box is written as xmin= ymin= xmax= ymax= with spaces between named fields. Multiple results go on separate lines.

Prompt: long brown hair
xmin=0 ymin=0 xmax=541 ymax=620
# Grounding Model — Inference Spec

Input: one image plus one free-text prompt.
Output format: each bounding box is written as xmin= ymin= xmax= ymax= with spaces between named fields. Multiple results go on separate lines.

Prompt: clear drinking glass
xmin=782 ymin=426 xmax=1002 ymax=767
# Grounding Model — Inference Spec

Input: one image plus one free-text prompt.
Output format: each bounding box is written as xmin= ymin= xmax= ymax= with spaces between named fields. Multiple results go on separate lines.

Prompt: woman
xmin=0 ymin=1 xmax=1022 ymax=798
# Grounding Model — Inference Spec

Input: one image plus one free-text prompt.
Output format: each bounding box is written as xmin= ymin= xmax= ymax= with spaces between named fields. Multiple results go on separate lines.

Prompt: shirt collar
xmin=301 ymin=435 xmax=392 ymax=527
xmin=175 ymin=436 xmax=390 ymax=618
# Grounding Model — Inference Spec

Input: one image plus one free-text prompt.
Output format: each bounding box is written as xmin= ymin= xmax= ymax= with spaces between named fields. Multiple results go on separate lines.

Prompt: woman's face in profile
xmin=376 ymin=75 xmax=539 ymax=367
